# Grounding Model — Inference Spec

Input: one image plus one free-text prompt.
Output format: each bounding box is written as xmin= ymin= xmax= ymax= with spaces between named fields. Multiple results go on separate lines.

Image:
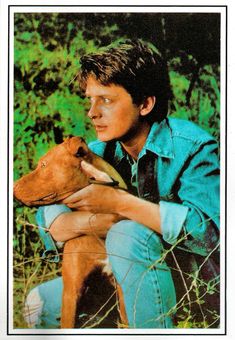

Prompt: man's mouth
xmin=94 ymin=125 xmax=107 ymax=132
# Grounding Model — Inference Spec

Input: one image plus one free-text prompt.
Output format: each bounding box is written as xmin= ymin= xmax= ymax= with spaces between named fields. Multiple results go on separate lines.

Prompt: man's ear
xmin=139 ymin=96 xmax=156 ymax=117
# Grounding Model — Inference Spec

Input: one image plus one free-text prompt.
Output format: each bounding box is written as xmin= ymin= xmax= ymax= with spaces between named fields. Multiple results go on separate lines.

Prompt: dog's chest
xmin=98 ymin=257 xmax=112 ymax=276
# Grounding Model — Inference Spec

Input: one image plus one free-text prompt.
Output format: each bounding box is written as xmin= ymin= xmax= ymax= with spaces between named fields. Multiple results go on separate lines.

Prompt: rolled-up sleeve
xmin=36 ymin=204 xmax=71 ymax=262
xmin=37 ymin=204 xmax=71 ymax=229
xmin=159 ymin=140 xmax=220 ymax=256
xmin=160 ymin=200 xmax=188 ymax=244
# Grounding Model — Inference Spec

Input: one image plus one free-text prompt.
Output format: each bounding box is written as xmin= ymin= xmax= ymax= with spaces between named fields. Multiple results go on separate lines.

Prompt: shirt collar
xmin=113 ymin=119 xmax=175 ymax=163
xmin=142 ymin=119 xmax=175 ymax=159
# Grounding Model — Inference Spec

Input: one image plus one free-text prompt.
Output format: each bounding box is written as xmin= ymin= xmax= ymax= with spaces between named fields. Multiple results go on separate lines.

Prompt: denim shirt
xmin=37 ymin=118 xmax=219 ymax=259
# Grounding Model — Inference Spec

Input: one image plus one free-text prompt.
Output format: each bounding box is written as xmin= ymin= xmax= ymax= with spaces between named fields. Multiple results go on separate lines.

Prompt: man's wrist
xmin=114 ymin=191 xmax=162 ymax=234
xmin=115 ymin=190 xmax=139 ymax=216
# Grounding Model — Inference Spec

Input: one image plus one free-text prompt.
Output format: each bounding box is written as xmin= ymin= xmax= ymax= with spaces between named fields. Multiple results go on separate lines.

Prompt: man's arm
xmin=49 ymin=211 xmax=123 ymax=242
xmin=62 ymin=161 xmax=162 ymax=235
xmin=62 ymin=140 xmax=220 ymax=257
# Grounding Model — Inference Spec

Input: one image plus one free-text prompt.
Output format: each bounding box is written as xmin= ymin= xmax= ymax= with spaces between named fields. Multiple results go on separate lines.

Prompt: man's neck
xmin=121 ymin=122 xmax=151 ymax=160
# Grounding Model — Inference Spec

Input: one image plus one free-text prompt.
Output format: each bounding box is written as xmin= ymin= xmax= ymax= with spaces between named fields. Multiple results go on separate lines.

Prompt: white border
xmin=7 ymin=3 xmax=228 ymax=338
xmin=0 ymin=1 xmax=232 ymax=339
xmin=8 ymin=6 xmax=227 ymax=13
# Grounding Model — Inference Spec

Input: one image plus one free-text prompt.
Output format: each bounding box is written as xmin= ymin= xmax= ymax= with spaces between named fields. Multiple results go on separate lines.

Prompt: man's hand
xmin=62 ymin=161 xmax=126 ymax=213
xmin=62 ymin=161 xmax=162 ymax=236
xmin=81 ymin=160 xmax=113 ymax=182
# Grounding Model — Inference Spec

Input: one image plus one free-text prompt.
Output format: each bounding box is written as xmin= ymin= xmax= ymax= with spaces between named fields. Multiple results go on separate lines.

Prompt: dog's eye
xmin=75 ymin=146 xmax=86 ymax=157
xmin=41 ymin=161 xmax=47 ymax=168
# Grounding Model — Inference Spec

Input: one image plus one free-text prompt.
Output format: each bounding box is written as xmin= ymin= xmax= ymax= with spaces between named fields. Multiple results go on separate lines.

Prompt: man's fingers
xmin=62 ymin=189 xmax=83 ymax=204
xmin=81 ymin=160 xmax=111 ymax=181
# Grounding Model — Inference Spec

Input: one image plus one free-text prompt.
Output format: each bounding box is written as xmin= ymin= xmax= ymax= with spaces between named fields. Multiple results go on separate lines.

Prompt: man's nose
xmin=87 ymin=103 xmax=102 ymax=119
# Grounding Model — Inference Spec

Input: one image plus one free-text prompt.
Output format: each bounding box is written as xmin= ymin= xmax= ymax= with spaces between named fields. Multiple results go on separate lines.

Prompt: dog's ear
xmin=65 ymin=136 xmax=89 ymax=157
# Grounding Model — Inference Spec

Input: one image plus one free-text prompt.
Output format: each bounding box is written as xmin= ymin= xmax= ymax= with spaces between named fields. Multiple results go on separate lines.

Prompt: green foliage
xmin=169 ymin=57 xmax=220 ymax=143
xmin=13 ymin=13 xmax=220 ymax=329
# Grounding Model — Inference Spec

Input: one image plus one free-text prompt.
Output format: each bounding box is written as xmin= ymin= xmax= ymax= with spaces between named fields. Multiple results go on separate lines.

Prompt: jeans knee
xmin=106 ymin=220 xmax=164 ymax=270
xmin=24 ymin=278 xmax=63 ymax=328
xmin=106 ymin=221 xmax=176 ymax=328
xmin=23 ymin=287 xmax=44 ymax=328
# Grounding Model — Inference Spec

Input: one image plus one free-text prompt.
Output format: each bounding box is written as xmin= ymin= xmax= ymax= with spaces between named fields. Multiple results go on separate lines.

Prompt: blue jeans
xmin=24 ymin=220 xmax=176 ymax=328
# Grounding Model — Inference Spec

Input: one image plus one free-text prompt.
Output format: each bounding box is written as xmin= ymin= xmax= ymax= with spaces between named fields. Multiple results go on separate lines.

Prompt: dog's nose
xmin=13 ymin=182 xmax=22 ymax=203
xmin=13 ymin=180 xmax=23 ymax=199
xmin=13 ymin=181 xmax=19 ymax=193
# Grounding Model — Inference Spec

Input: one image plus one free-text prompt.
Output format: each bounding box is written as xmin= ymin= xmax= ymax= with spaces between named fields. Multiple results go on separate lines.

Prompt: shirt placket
xmin=137 ymin=153 xmax=159 ymax=203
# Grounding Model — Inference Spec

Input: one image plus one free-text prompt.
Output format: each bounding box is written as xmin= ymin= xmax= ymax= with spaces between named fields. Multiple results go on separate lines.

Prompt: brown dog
xmin=14 ymin=136 xmax=128 ymax=328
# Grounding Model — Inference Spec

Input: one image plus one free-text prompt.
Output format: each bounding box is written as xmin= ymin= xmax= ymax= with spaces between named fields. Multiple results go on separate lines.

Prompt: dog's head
xmin=14 ymin=137 xmax=95 ymax=206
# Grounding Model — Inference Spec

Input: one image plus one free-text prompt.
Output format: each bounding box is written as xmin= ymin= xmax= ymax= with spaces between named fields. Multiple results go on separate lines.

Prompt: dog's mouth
xmin=31 ymin=192 xmax=58 ymax=205
xmin=30 ymin=188 xmax=81 ymax=206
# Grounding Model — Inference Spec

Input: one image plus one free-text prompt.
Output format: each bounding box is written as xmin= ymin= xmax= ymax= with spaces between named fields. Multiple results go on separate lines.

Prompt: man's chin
xmin=97 ymin=133 xmax=116 ymax=143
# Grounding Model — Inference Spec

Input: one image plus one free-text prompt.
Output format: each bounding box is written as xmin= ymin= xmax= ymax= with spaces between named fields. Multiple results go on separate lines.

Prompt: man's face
xmin=85 ymin=76 xmax=144 ymax=143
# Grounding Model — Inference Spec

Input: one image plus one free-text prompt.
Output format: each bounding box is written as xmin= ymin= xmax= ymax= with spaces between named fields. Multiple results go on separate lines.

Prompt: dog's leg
xmin=117 ymin=284 xmax=128 ymax=327
xmin=61 ymin=235 xmax=107 ymax=328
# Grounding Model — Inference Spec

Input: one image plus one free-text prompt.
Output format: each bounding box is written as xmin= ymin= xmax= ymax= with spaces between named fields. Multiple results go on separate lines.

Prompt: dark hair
xmin=78 ymin=39 xmax=172 ymax=123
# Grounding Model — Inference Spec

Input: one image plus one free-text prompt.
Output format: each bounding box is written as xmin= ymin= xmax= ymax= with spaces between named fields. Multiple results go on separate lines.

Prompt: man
xmin=24 ymin=39 xmax=220 ymax=329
